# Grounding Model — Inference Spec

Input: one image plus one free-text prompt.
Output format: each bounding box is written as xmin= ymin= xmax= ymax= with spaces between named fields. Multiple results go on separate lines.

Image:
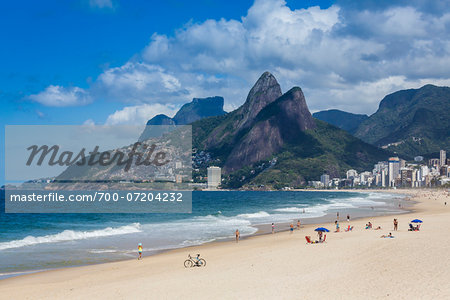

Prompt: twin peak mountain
xmin=144 ymin=72 xmax=319 ymax=174
xmin=143 ymin=72 xmax=386 ymax=188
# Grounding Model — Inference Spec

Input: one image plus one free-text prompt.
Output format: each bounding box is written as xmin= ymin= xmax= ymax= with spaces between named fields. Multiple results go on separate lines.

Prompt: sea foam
xmin=0 ymin=223 xmax=142 ymax=250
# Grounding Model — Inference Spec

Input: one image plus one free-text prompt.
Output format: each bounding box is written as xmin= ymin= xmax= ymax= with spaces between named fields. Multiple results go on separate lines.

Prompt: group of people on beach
xmin=136 ymin=201 xmax=433 ymax=259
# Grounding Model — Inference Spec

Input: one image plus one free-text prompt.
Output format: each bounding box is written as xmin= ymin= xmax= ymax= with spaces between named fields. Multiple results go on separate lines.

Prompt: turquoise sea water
xmin=0 ymin=190 xmax=405 ymax=277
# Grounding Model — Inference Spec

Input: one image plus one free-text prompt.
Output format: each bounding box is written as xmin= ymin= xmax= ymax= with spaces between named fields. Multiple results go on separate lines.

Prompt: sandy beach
xmin=1 ymin=189 xmax=449 ymax=299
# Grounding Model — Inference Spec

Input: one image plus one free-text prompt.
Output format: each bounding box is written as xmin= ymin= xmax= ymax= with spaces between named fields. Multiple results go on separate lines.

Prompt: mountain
xmin=192 ymin=72 xmax=389 ymax=189
xmin=313 ymin=109 xmax=368 ymax=134
xmin=140 ymin=96 xmax=226 ymax=141
xmin=354 ymin=84 xmax=450 ymax=157
xmin=146 ymin=114 xmax=176 ymax=126
xmin=193 ymin=72 xmax=283 ymax=169
xmin=173 ymin=96 xmax=226 ymax=125
xmin=143 ymin=97 xmax=226 ymax=126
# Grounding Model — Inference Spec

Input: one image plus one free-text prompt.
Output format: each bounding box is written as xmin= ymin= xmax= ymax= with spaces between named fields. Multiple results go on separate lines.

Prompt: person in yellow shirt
xmin=138 ymin=243 xmax=143 ymax=260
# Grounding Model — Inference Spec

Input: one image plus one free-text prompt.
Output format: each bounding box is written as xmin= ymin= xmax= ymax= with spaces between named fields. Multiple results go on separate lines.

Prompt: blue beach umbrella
xmin=314 ymin=227 xmax=330 ymax=232
xmin=411 ymin=219 xmax=423 ymax=223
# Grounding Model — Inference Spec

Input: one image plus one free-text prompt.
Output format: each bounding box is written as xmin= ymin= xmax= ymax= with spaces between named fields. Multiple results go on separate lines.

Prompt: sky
xmin=2 ymin=0 xmax=450 ymax=183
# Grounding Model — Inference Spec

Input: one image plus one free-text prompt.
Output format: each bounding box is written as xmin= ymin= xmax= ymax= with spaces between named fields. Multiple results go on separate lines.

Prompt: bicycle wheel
xmin=199 ymin=258 xmax=206 ymax=267
xmin=184 ymin=259 xmax=193 ymax=268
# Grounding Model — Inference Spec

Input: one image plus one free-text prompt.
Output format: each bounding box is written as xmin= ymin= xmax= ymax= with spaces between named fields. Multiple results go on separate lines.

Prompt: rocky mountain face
xmin=354 ymin=84 xmax=450 ymax=157
xmin=201 ymin=72 xmax=282 ymax=150
xmin=140 ymin=96 xmax=226 ymax=141
xmin=224 ymin=87 xmax=316 ymax=172
xmin=173 ymin=96 xmax=226 ymax=125
xmin=313 ymin=109 xmax=368 ymax=134
xmin=146 ymin=114 xmax=176 ymax=126
xmin=192 ymin=72 xmax=388 ymax=188
xmin=144 ymin=96 xmax=226 ymax=126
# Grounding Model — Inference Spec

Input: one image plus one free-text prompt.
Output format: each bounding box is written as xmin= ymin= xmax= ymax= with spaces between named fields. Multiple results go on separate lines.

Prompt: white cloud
xmin=96 ymin=62 xmax=189 ymax=104
xmin=83 ymin=119 xmax=96 ymax=126
xmin=31 ymin=0 xmax=450 ymax=116
xmin=29 ymin=85 xmax=92 ymax=107
xmin=105 ymin=103 xmax=179 ymax=125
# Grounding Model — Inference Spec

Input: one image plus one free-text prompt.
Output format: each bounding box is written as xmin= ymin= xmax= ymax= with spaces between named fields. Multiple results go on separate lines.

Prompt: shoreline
xmin=0 ymin=189 xmax=410 ymax=279
xmin=1 ymin=188 xmax=449 ymax=299
xmin=0 ymin=189 xmax=413 ymax=282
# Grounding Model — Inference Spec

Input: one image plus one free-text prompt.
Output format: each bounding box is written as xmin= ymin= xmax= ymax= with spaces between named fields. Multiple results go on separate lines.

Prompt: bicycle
xmin=184 ymin=254 xmax=206 ymax=268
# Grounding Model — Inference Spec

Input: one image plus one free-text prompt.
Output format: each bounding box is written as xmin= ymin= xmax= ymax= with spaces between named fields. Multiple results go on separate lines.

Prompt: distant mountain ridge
xmin=146 ymin=96 xmax=226 ymax=126
xmin=313 ymin=109 xmax=368 ymax=134
xmin=139 ymin=96 xmax=226 ymax=141
xmin=354 ymin=84 xmax=450 ymax=157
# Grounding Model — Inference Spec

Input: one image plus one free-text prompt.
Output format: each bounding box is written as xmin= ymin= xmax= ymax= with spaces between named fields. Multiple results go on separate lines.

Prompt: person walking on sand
xmin=297 ymin=220 xmax=301 ymax=230
xmin=393 ymin=218 xmax=398 ymax=231
xmin=235 ymin=229 xmax=240 ymax=243
xmin=138 ymin=243 xmax=143 ymax=260
xmin=335 ymin=220 xmax=340 ymax=232
xmin=271 ymin=223 xmax=275 ymax=234
xmin=290 ymin=223 xmax=294 ymax=233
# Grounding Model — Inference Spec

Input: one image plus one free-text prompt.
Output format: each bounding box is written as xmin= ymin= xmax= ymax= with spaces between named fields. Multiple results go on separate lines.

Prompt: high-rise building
xmin=207 ymin=166 xmax=221 ymax=189
xmin=388 ymin=157 xmax=400 ymax=187
xmin=381 ymin=169 xmax=386 ymax=187
xmin=320 ymin=174 xmax=330 ymax=187
xmin=440 ymin=150 xmax=447 ymax=167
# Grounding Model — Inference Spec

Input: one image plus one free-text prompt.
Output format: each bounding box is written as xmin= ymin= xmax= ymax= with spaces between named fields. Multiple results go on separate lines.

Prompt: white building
xmin=346 ymin=169 xmax=358 ymax=180
xmin=207 ymin=166 xmax=221 ymax=189
xmin=440 ymin=150 xmax=447 ymax=167
xmin=388 ymin=157 xmax=400 ymax=187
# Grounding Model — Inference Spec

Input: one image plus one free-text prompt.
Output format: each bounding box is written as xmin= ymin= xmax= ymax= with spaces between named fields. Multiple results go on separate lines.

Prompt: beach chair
xmin=305 ymin=236 xmax=312 ymax=244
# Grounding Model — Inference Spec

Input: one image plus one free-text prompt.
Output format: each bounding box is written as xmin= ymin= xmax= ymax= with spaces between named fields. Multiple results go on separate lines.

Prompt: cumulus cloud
xmin=95 ymin=62 xmax=189 ymax=104
xmin=29 ymin=85 xmax=92 ymax=107
xmin=137 ymin=0 xmax=450 ymax=113
xmin=105 ymin=103 xmax=179 ymax=125
xmin=31 ymin=0 xmax=450 ymax=116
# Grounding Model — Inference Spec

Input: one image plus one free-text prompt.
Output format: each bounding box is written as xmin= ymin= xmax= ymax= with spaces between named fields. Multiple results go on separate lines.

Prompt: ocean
xmin=0 ymin=190 xmax=405 ymax=278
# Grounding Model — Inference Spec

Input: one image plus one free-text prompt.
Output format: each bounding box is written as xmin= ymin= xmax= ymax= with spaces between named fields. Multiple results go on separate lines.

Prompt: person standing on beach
xmin=337 ymin=212 xmax=340 ymax=220
xmin=290 ymin=223 xmax=294 ymax=233
xmin=138 ymin=243 xmax=143 ymax=260
xmin=347 ymin=214 xmax=350 ymax=222
xmin=335 ymin=220 xmax=340 ymax=232
xmin=235 ymin=229 xmax=240 ymax=243
xmin=297 ymin=220 xmax=301 ymax=230
xmin=272 ymin=223 xmax=275 ymax=234
xmin=393 ymin=219 xmax=398 ymax=231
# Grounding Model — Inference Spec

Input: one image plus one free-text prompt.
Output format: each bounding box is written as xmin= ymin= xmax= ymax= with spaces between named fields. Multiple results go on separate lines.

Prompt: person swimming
xmin=138 ymin=243 xmax=143 ymax=260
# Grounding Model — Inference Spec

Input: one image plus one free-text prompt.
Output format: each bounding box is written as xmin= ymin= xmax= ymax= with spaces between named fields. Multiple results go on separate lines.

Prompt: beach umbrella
xmin=314 ymin=227 xmax=330 ymax=232
xmin=411 ymin=219 xmax=423 ymax=223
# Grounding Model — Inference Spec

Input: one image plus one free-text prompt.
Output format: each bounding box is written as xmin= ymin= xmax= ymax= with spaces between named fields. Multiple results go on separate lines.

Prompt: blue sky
xmin=2 ymin=0 xmax=450 ymax=184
